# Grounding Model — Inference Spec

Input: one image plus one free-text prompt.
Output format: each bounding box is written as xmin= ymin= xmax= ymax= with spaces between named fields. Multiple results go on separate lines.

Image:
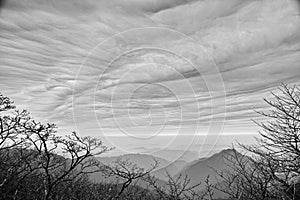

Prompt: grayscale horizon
xmin=1 ymin=0 xmax=300 ymax=158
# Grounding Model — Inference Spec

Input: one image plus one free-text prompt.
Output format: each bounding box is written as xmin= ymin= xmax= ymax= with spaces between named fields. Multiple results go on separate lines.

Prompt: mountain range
xmin=96 ymin=148 xmax=244 ymax=184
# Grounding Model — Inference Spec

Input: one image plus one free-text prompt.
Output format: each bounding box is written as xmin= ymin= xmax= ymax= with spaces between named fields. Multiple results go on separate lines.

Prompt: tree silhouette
xmin=102 ymin=158 xmax=158 ymax=199
xmin=215 ymin=84 xmax=300 ymax=200
xmin=244 ymin=84 xmax=300 ymax=199
xmin=0 ymin=93 xmax=112 ymax=200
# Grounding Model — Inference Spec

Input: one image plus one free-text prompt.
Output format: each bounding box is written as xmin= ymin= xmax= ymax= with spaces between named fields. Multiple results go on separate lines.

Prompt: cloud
xmin=0 ymin=0 xmax=300 ymax=137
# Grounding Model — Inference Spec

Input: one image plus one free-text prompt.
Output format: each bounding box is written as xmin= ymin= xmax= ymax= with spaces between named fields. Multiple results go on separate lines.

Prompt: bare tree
xmin=102 ymin=158 xmax=158 ymax=199
xmin=200 ymin=176 xmax=215 ymax=200
xmin=0 ymin=93 xmax=28 ymax=151
xmin=0 ymin=93 xmax=112 ymax=200
xmin=0 ymin=94 xmax=35 ymax=197
xmin=243 ymin=84 xmax=300 ymax=199
xmin=213 ymin=148 xmax=277 ymax=200
xmin=214 ymin=84 xmax=300 ymax=200
xmin=25 ymin=128 xmax=111 ymax=200
xmin=248 ymin=84 xmax=300 ymax=173
xmin=145 ymin=171 xmax=202 ymax=200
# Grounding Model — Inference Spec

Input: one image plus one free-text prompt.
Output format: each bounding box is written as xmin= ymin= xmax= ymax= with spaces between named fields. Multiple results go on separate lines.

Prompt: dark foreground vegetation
xmin=1 ymin=84 xmax=300 ymax=200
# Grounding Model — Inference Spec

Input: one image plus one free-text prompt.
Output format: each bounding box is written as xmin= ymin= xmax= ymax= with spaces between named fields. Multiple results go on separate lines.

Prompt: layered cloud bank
xmin=1 ymin=0 xmax=300 ymax=139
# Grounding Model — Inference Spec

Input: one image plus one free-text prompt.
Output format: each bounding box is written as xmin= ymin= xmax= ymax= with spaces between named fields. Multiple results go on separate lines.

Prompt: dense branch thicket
xmin=244 ymin=84 xmax=300 ymax=199
xmin=212 ymin=84 xmax=300 ymax=200
xmin=0 ymin=93 xmax=111 ymax=200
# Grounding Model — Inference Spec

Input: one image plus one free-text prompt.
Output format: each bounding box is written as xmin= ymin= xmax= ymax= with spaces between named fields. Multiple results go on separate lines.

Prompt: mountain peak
xmin=218 ymin=148 xmax=237 ymax=156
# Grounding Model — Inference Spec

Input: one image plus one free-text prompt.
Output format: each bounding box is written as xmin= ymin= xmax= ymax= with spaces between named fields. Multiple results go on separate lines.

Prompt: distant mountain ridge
xmin=97 ymin=153 xmax=169 ymax=170
xmin=97 ymin=153 xmax=187 ymax=179
xmin=91 ymin=148 xmax=252 ymax=200
xmin=96 ymin=149 xmax=245 ymax=184
xmin=174 ymin=149 xmax=246 ymax=189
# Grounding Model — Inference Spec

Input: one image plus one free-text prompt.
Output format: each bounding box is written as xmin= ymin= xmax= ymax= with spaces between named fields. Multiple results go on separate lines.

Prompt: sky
xmin=1 ymin=0 xmax=300 ymax=155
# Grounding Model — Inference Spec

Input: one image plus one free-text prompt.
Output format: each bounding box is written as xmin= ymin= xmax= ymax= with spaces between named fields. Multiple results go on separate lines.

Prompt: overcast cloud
xmin=1 ymin=0 xmax=300 ymax=138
